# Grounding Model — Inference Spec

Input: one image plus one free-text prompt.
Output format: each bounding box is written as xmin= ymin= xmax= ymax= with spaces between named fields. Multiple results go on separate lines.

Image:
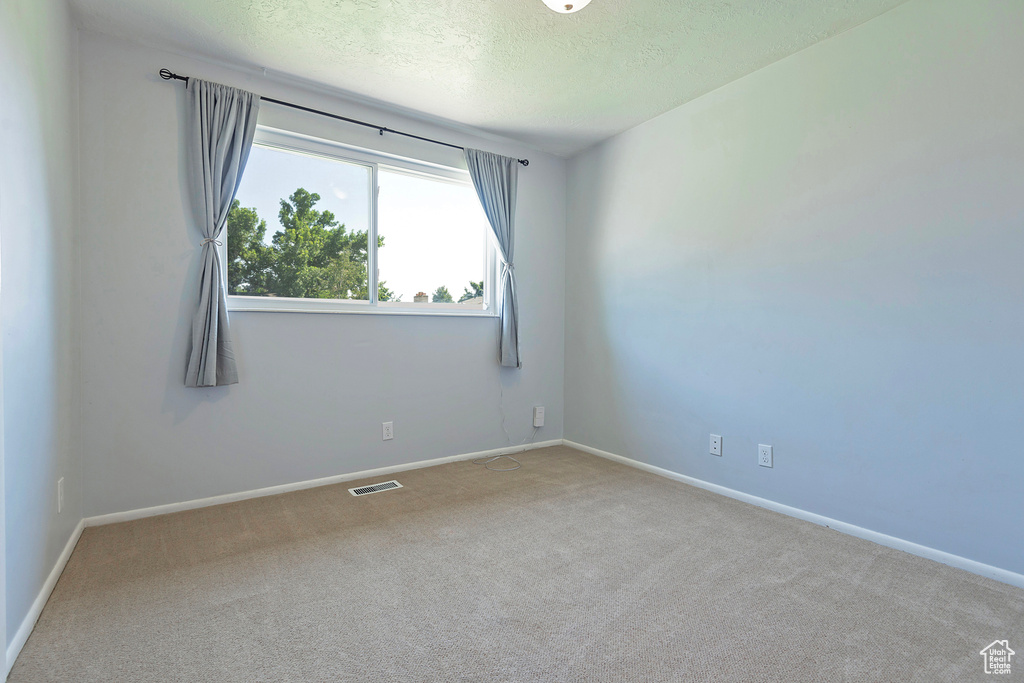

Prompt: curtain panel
xmin=183 ymin=79 xmax=260 ymax=387
xmin=465 ymin=148 xmax=521 ymax=368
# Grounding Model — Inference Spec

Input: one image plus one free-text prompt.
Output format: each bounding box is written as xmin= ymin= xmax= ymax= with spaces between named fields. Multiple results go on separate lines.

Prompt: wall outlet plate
xmin=533 ymin=406 xmax=545 ymax=428
xmin=58 ymin=477 xmax=65 ymax=514
xmin=710 ymin=434 xmax=722 ymax=456
xmin=382 ymin=422 xmax=394 ymax=441
xmin=758 ymin=444 xmax=773 ymax=468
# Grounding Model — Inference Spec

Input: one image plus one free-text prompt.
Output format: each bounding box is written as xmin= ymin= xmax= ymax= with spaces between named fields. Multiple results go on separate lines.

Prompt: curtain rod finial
xmin=159 ymin=68 xmax=187 ymax=83
xmin=519 ymin=159 xmax=529 ymax=167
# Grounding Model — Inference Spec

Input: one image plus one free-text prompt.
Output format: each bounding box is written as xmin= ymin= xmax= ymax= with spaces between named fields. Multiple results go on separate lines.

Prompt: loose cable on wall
xmin=475 ymin=371 xmax=538 ymax=471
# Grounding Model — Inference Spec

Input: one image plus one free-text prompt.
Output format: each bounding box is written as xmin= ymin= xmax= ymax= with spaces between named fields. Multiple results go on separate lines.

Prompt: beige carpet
xmin=9 ymin=446 xmax=1023 ymax=682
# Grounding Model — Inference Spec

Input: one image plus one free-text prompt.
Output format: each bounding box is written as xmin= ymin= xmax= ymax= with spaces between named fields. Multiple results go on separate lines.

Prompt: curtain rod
xmin=159 ymin=69 xmax=529 ymax=166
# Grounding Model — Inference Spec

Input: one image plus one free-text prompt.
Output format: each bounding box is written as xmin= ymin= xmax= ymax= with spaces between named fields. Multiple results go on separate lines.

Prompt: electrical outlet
xmin=758 ymin=444 xmax=773 ymax=468
xmin=57 ymin=477 xmax=65 ymax=514
xmin=533 ymin=406 xmax=545 ymax=428
xmin=382 ymin=422 xmax=394 ymax=441
xmin=710 ymin=434 xmax=722 ymax=456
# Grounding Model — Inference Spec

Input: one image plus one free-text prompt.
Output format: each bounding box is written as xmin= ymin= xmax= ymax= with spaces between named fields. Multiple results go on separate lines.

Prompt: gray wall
xmin=565 ymin=0 xmax=1024 ymax=575
xmin=0 ymin=0 xmax=83 ymax=651
xmin=77 ymin=33 xmax=566 ymax=518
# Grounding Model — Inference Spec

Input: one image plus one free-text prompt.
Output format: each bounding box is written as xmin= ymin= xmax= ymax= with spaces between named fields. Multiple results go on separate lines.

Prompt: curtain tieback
xmin=501 ymin=261 xmax=515 ymax=274
xmin=200 ymin=237 xmax=223 ymax=248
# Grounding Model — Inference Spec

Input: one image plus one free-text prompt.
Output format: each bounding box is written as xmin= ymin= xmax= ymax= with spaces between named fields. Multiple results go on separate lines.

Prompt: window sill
xmin=227 ymin=296 xmax=498 ymax=318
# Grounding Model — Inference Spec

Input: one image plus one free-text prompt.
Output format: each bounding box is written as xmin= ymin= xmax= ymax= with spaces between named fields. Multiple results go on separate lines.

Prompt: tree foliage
xmin=226 ymin=203 xmax=273 ymax=296
xmin=227 ymin=189 xmax=395 ymax=301
xmin=271 ymin=188 xmax=368 ymax=299
xmin=227 ymin=189 xmax=479 ymax=306
xmin=459 ymin=280 xmax=484 ymax=302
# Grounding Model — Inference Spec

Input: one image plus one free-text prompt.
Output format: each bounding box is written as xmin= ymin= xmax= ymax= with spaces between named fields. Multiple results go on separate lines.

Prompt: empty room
xmin=1 ymin=0 xmax=1022 ymax=680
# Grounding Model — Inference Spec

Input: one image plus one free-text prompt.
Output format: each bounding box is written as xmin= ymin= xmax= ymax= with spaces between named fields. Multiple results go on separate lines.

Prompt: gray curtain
xmin=184 ymin=79 xmax=260 ymax=387
xmin=465 ymin=148 xmax=520 ymax=368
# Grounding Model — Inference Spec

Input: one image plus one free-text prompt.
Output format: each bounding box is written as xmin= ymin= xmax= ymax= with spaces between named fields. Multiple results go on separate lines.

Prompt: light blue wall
xmin=565 ymin=0 xmax=1024 ymax=574
xmin=76 ymin=34 xmax=566 ymax=518
xmin=0 ymin=0 xmax=83 ymax=651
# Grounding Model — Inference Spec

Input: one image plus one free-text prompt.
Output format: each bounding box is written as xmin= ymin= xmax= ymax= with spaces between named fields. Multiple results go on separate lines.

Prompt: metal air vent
xmin=348 ymin=480 xmax=403 ymax=497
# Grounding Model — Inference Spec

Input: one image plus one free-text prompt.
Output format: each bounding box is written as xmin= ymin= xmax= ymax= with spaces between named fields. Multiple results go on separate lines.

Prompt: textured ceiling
xmin=69 ymin=0 xmax=908 ymax=156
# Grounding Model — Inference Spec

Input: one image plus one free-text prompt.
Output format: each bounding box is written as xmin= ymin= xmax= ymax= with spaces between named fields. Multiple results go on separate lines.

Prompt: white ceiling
xmin=69 ymin=0 xmax=908 ymax=156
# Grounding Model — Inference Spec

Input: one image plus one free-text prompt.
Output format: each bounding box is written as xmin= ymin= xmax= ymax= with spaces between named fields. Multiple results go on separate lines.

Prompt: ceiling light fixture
xmin=542 ymin=0 xmax=592 ymax=14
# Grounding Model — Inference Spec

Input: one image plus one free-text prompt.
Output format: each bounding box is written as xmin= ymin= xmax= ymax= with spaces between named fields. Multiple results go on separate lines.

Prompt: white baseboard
xmin=5 ymin=439 xmax=561 ymax=677
xmin=16 ymin=437 xmax=1016 ymax=680
xmin=563 ymin=439 xmax=1024 ymax=590
xmin=6 ymin=519 xmax=85 ymax=679
xmin=84 ymin=439 xmax=563 ymax=527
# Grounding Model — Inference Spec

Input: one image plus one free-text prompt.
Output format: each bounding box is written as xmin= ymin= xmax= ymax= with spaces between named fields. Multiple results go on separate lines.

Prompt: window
xmin=225 ymin=127 xmax=495 ymax=315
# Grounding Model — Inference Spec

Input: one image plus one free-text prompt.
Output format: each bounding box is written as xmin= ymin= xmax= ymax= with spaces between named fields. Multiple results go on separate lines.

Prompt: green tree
xmin=269 ymin=189 xmax=365 ymax=299
xmin=378 ymin=281 xmax=400 ymax=302
xmin=226 ymin=200 xmax=274 ymax=295
xmin=432 ymin=286 xmax=454 ymax=303
xmin=458 ymin=280 xmax=484 ymax=302
xmin=227 ymin=189 xmax=398 ymax=302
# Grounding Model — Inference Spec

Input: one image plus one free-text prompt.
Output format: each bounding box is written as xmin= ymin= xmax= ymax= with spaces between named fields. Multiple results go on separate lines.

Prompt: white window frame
xmin=225 ymin=126 xmax=498 ymax=317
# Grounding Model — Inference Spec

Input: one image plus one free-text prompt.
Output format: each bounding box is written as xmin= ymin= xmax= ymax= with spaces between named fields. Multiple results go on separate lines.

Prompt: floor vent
xmin=348 ymin=480 xmax=403 ymax=497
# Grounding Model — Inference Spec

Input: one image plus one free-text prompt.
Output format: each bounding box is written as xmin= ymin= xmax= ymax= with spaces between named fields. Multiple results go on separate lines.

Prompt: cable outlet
xmin=533 ymin=406 xmax=545 ymax=428
xmin=758 ymin=444 xmax=773 ymax=468
xmin=57 ymin=477 xmax=64 ymax=514
xmin=710 ymin=434 xmax=722 ymax=456
xmin=382 ymin=422 xmax=394 ymax=441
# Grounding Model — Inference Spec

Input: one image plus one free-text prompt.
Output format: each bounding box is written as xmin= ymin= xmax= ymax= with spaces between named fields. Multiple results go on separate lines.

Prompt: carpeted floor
xmin=9 ymin=445 xmax=1023 ymax=682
